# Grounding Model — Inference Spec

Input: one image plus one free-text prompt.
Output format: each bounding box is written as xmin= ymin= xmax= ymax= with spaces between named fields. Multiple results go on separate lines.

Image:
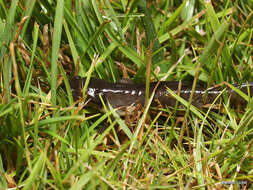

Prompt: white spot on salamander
xmin=180 ymin=90 xmax=223 ymax=94
xmin=131 ymin=90 xmax=136 ymax=95
xmin=180 ymin=90 xmax=205 ymax=94
xmin=101 ymin=89 xmax=125 ymax=93
xmin=87 ymin=88 xmax=96 ymax=97
xmin=207 ymin=90 xmax=222 ymax=94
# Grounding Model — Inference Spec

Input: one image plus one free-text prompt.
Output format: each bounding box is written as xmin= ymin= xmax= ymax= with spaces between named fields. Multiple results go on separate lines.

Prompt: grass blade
xmin=51 ymin=0 xmax=64 ymax=106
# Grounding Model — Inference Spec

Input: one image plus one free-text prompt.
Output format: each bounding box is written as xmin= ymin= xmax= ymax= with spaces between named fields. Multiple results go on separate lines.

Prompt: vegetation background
xmin=0 ymin=0 xmax=252 ymax=189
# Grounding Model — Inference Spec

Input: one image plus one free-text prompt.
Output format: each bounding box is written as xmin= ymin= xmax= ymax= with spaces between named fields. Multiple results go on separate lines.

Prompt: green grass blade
xmin=0 ymin=0 xmax=18 ymax=57
xmin=23 ymin=22 xmax=39 ymax=94
xmin=23 ymin=152 xmax=46 ymax=190
xmin=1 ymin=0 xmax=18 ymax=102
xmin=51 ymin=0 xmax=64 ymax=106
xmin=161 ymin=0 xmax=187 ymax=32
xmin=204 ymin=0 xmax=220 ymax=31
xmin=199 ymin=20 xmax=229 ymax=67
xmin=104 ymin=0 xmax=125 ymax=40
xmin=108 ymin=103 xmax=134 ymax=139
xmin=0 ymin=155 xmax=7 ymax=189
xmin=181 ymin=0 xmax=195 ymax=21
xmin=20 ymin=0 xmax=36 ymax=37
xmin=63 ymin=20 xmax=85 ymax=76
xmin=36 ymin=115 xmax=100 ymax=127
xmin=138 ymin=0 xmax=163 ymax=63
xmin=166 ymin=87 xmax=206 ymax=121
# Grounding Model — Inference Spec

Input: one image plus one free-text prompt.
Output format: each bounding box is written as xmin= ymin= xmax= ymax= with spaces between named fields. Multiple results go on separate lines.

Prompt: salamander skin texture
xmin=69 ymin=76 xmax=253 ymax=109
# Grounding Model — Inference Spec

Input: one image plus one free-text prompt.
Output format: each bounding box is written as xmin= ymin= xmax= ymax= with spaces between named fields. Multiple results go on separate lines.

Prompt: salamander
xmin=69 ymin=76 xmax=253 ymax=111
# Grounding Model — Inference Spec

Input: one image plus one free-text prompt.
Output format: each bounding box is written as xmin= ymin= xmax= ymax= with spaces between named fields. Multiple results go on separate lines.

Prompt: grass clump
xmin=0 ymin=0 xmax=252 ymax=189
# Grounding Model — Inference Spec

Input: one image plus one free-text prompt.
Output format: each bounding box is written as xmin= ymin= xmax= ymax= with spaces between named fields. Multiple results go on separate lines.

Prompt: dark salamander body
xmin=69 ymin=76 xmax=253 ymax=110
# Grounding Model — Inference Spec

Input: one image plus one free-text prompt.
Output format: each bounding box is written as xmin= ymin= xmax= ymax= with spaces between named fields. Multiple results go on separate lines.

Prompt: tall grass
xmin=0 ymin=0 xmax=252 ymax=189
